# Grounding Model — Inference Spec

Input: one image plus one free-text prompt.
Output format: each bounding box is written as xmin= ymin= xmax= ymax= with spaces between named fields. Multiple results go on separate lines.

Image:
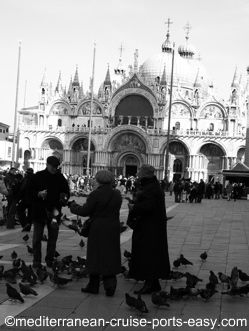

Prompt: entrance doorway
xmin=119 ymin=154 xmax=140 ymax=177
xmin=126 ymin=165 xmax=137 ymax=177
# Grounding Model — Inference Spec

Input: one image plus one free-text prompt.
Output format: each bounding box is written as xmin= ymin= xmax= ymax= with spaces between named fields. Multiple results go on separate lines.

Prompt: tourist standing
xmin=29 ymin=156 xmax=69 ymax=268
xmin=128 ymin=164 xmax=170 ymax=294
xmin=70 ymin=170 xmax=122 ymax=296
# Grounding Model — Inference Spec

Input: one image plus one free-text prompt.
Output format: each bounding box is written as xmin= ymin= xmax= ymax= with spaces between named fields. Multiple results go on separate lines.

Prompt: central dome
xmin=139 ymin=51 xmax=210 ymax=90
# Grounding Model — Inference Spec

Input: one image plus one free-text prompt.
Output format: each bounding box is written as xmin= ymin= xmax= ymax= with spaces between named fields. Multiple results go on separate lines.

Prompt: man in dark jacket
xmin=29 ymin=156 xmax=69 ymax=268
xmin=128 ymin=164 xmax=170 ymax=294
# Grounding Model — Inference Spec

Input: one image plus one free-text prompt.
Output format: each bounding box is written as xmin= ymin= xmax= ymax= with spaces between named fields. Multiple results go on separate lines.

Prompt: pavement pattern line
xmin=0 ymin=203 xmax=178 ymax=327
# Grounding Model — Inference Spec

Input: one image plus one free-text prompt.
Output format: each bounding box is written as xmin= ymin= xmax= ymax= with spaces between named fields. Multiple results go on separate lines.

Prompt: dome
xmin=139 ymin=51 xmax=210 ymax=89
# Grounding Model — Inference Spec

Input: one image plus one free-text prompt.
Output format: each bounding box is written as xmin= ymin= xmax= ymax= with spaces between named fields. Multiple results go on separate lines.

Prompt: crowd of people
xmin=0 ymin=159 xmax=247 ymax=297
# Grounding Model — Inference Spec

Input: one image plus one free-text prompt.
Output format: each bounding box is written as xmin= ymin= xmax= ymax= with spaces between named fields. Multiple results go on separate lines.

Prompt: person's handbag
xmin=79 ymin=190 xmax=115 ymax=238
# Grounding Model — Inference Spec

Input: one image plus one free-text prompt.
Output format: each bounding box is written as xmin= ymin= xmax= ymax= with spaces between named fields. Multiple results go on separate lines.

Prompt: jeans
xmin=32 ymin=220 xmax=59 ymax=267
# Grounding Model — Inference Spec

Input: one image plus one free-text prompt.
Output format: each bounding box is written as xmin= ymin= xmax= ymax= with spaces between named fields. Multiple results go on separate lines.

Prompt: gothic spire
xmin=72 ymin=65 xmax=80 ymax=86
xmin=161 ymin=65 xmax=167 ymax=85
xmin=41 ymin=67 xmax=47 ymax=87
xmin=231 ymin=66 xmax=240 ymax=88
xmin=104 ymin=64 xmax=111 ymax=85
xmin=55 ymin=71 xmax=62 ymax=93
xmin=193 ymin=68 xmax=202 ymax=88
xmin=79 ymin=81 xmax=84 ymax=99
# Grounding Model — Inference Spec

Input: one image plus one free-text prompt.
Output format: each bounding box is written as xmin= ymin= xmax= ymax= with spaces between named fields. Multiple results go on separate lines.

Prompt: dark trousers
xmin=6 ymin=197 xmax=18 ymax=229
xmin=32 ymin=220 xmax=59 ymax=267
xmin=88 ymin=274 xmax=117 ymax=292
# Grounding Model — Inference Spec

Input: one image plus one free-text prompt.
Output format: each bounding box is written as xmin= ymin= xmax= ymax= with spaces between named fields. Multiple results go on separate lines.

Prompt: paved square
xmin=0 ymin=196 xmax=249 ymax=330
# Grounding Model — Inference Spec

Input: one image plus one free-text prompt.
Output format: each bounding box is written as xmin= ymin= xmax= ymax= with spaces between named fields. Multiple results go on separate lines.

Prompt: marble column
xmin=128 ymin=116 xmax=131 ymax=125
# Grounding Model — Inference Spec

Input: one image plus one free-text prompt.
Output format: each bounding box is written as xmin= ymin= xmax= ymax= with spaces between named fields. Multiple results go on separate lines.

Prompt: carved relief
xmin=78 ymin=101 xmax=102 ymax=116
xmin=200 ymin=105 xmax=223 ymax=119
xmin=50 ymin=102 xmax=70 ymax=115
xmin=112 ymin=133 xmax=146 ymax=153
xmin=165 ymin=103 xmax=191 ymax=118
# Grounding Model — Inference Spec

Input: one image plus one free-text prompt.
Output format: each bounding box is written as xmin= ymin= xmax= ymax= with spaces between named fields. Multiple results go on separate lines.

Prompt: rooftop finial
xmin=134 ymin=49 xmax=139 ymax=73
xmin=114 ymin=44 xmax=125 ymax=75
xmin=162 ymin=18 xmax=173 ymax=53
xmin=184 ymin=22 xmax=192 ymax=41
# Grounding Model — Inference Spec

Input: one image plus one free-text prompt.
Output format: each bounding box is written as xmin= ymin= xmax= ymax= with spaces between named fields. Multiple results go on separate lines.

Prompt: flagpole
xmin=12 ymin=41 xmax=22 ymax=167
xmin=164 ymin=42 xmax=175 ymax=180
xmin=86 ymin=43 xmax=96 ymax=177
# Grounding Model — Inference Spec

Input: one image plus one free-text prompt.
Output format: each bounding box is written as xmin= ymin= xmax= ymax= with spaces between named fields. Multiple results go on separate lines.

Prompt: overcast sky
xmin=1 ymin=0 xmax=249 ymax=127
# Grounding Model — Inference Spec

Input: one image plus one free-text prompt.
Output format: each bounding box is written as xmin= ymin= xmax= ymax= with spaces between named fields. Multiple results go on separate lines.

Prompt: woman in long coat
xmin=70 ymin=170 xmax=122 ymax=296
xmin=128 ymin=165 xmax=170 ymax=294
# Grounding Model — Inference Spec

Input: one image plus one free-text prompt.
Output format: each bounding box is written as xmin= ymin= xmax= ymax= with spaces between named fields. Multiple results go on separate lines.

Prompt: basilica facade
xmin=18 ymin=27 xmax=249 ymax=182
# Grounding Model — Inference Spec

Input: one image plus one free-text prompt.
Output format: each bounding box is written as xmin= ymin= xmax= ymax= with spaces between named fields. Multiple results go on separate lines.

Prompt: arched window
xmin=58 ymin=119 xmax=62 ymax=127
xmin=209 ymin=123 xmax=214 ymax=131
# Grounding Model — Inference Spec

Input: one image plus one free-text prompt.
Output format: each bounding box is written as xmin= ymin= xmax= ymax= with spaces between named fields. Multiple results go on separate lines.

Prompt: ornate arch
xmin=104 ymin=125 xmax=152 ymax=154
xmin=49 ymin=100 xmax=71 ymax=115
xmin=76 ymin=98 xmax=104 ymax=117
xmin=109 ymin=89 xmax=158 ymax=118
xmin=167 ymin=100 xmax=194 ymax=118
xmin=69 ymin=134 xmax=97 ymax=151
xmin=41 ymin=137 xmax=64 ymax=149
xmin=196 ymin=141 xmax=227 ymax=156
xmin=197 ymin=102 xmax=227 ymax=119
xmin=159 ymin=138 xmax=191 ymax=155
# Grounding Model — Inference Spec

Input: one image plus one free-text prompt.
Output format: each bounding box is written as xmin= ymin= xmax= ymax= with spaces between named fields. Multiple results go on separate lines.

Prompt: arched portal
xmin=119 ymin=154 xmax=140 ymax=177
xmin=199 ymin=143 xmax=225 ymax=182
xmin=41 ymin=138 xmax=63 ymax=162
xmin=71 ymin=138 xmax=95 ymax=175
xmin=166 ymin=141 xmax=189 ymax=181
xmin=114 ymin=95 xmax=154 ymax=127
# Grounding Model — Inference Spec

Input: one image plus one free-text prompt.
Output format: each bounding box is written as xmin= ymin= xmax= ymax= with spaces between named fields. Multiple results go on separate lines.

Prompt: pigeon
xmin=230 ymin=267 xmax=239 ymax=289
xmin=79 ymin=239 xmax=85 ymax=248
xmin=123 ymin=250 xmax=132 ymax=259
xmin=27 ymin=245 xmax=34 ymax=255
xmin=184 ymin=272 xmax=202 ymax=288
xmin=151 ymin=292 xmax=170 ymax=307
xmin=209 ymin=271 xmax=219 ymax=286
xmin=3 ymin=268 xmax=19 ymax=283
xmin=222 ymin=285 xmax=249 ymax=296
xmin=198 ymin=287 xmax=217 ymax=300
xmin=11 ymin=251 xmax=18 ymax=260
xmin=61 ymin=255 xmax=73 ymax=265
xmin=13 ymin=258 xmax=21 ymax=268
xmin=173 ymin=259 xmax=181 ymax=268
xmin=77 ymin=256 xmax=86 ymax=266
xmin=19 ymin=283 xmax=38 ymax=296
xmin=52 ymin=273 xmax=72 ymax=286
xmin=170 ymin=286 xmax=189 ymax=299
xmin=22 ymin=234 xmax=29 ymax=242
xmin=125 ymin=293 xmax=148 ymax=313
xmin=179 ymin=254 xmax=193 ymax=266
xmin=238 ymin=269 xmax=249 ymax=282
xmin=36 ymin=266 xmax=48 ymax=283
xmin=169 ymin=271 xmax=184 ymax=281
xmin=6 ymin=283 xmax=24 ymax=303
xmin=200 ymin=251 xmax=207 ymax=261
xmin=54 ymin=250 xmax=60 ymax=258
xmin=218 ymin=272 xmax=230 ymax=285
xmin=41 ymin=234 xmax=48 ymax=242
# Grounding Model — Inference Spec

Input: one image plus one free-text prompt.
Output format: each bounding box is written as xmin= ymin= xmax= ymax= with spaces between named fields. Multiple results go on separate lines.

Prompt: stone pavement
xmin=0 ymin=195 xmax=249 ymax=330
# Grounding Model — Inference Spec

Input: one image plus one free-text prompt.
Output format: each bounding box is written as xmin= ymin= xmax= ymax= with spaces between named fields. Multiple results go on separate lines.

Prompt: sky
xmin=0 ymin=0 xmax=249 ymax=127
